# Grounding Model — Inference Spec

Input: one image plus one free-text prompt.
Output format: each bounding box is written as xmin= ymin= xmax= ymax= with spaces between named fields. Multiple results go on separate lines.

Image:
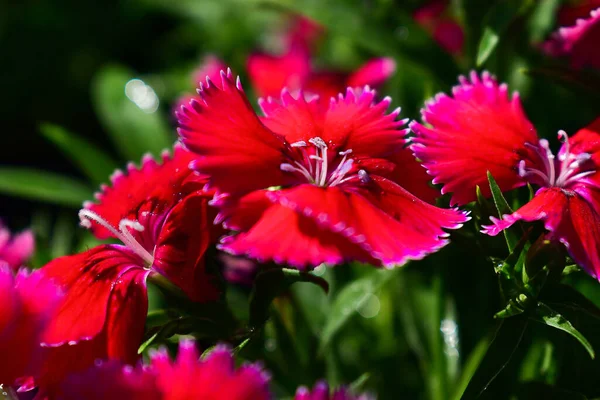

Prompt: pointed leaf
xmin=488 ymin=171 xmax=525 ymax=252
xmin=92 ymin=65 xmax=173 ymax=161
xmin=0 ymin=167 xmax=92 ymax=207
xmin=534 ymin=302 xmax=595 ymax=359
xmin=476 ymin=0 xmax=534 ymax=66
xmin=249 ymin=268 xmax=328 ymax=329
xmin=39 ymin=123 xmax=119 ymax=186
xmin=460 ymin=316 xmax=529 ymax=399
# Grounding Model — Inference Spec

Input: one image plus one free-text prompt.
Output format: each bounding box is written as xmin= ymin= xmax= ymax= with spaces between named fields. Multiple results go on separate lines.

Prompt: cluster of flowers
xmin=2 ymin=3 xmax=600 ymax=398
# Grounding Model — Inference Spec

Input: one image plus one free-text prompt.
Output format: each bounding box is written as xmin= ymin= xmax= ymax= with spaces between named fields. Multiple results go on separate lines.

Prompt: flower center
xmin=78 ymin=209 xmax=154 ymax=266
xmin=518 ymin=130 xmax=595 ymax=189
xmin=280 ymin=137 xmax=370 ymax=187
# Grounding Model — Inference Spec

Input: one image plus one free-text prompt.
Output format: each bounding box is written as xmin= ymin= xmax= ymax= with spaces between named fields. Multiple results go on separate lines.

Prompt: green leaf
xmin=451 ymin=336 xmax=491 ymax=400
xmin=527 ymin=0 xmax=561 ymax=43
xmin=0 ymin=168 xmax=92 ymax=207
xmin=39 ymin=123 xmax=119 ymax=186
xmin=249 ymin=268 xmax=329 ymax=329
xmin=319 ymin=269 xmax=398 ymax=354
xmin=476 ymin=0 xmax=534 ymax=66
xmin=459 ymin=316 xmax=529 ymax=399
xmin=488 ymin=171 xmax=524 ymax=252
xmin=534 ymin=302 xmax=595 ymax=359
xmin=92 ymin=65 xmax=174 ymax=161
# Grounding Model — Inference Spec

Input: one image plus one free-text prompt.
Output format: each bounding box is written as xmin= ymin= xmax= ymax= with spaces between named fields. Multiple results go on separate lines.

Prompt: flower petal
xmin=178 ymin=70 xmax=287 ymax=196
xmin=565 ymin=117 xmax=600 ymax=189
xmin=346 ymin=58 xmax=397 ymax=88
xmin=247 ymin=49 xmax=311 ymax=98
xmin=40 ymin=245 xmax=143 ymax=345
xmin=84 ymin=145 xmax=200 ymax=240
xmin=266 ymin=181 xmax=466 ymax=267
xmin=483 ymin=187 xmax=600 ymax=279
xmin=324 ymin=87 xmax=407 ymax=158
xmin=37 ymin=261 xmax=148 ymax=397
xmin=0 ymin=227 xmax=34 ymax=270
xmin=61 ymin=361 xmax=160 ymax=400
xmin=152 ymin=342 xmax=271 ymax=400
xmin=544 ymin=8 xmax=600 ymax=70
xmin=410 ymin=71 xmax=539 ymax=205
xmin=385 ymin=146 xmax=440 ymax=204
xmin=259 ymin=90 xmax=326 ymax=144
xmin=0 ymin=268 xmax=62 ymax=385
xmin=219 ymin=191 xmax=376 ymax=268
xmin=153 ymin=193 xmax=222 ymax=303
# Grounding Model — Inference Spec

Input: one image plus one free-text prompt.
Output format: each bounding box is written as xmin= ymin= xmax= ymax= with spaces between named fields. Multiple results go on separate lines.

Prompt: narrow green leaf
xmin=0 ymin=168 xmax=92 ymax=207
xmin=488 ymin=171 xmax=525 ymax=252
xmin=39 ymin=123 xmax=119 ymax=186
xmin=138 ymin=331 xmax=160 ymax=354
xmin=476 ymin=27 xmax=500 ymax=67
xmin=460 ymin=316 xmax=528 ymax=399
xmin=319 ymin=269 xmax=398 ymax=354
xmin=451 ymin=336 xmax=490 ymax=400
xmin=476 ymin=0 xmax=534 ymax=66
xmin=92 ymin=65 xmax=174 ymax=161
xmin=534 ymin=302 xmax=595 ymax=359
xmin=249 ymin=268 xmax=329 ymax=329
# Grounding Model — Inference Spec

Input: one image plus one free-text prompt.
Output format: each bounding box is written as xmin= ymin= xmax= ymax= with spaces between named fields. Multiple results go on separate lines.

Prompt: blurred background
xmin=2 ymin=0 xmax=600 ymax=398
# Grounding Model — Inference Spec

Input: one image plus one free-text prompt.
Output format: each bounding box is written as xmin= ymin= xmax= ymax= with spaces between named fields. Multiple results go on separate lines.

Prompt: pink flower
xmin=556 ymin=0 xmax=600 ymax=26
xmin=295 ymin=381 xmax=374 ymax=400
xmin=411 ymin=71 xmax=600 ymax=279
xmin=543 ymin=7 xmax=600 ymax=70
xmin=247 ymin=17 xmax=395 ymax=99
xmin=34 ymin=146 xmax=222 ymax=396
xmin=0 ymin=267 xmax=62 ymax=386
xmin=60 ymin=341 xmax=271 ymax=400
xmin=0 ymin=222 xmax=34 ymax=270
xmin=414 ymin=0 xmax=464 ymax=55
xmin=177 ymin=70 xmax=467 ymax=269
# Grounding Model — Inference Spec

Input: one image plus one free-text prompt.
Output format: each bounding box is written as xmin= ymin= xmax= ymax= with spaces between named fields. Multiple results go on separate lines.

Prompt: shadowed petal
xmin=347 ymin=58 xmax=397 ymax=88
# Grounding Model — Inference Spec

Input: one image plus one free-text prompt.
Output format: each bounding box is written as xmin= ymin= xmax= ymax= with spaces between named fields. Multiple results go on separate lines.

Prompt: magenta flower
xmin=0 ymin=267 xmax=62 ymax=386
xmin=295 ymin=381 xmax=374 ymax=400
xmin=411 ymin=71 xmax=600 ymax=279
xmin=0 ymin=221 xmax=34 ymax=270
xmin=544 ymin=7 xmax=600 ymax=70
xmin=177 ymin=70 xmax=467 ymax=269
xmin=60 ymin=341 xmax=271 ymax=400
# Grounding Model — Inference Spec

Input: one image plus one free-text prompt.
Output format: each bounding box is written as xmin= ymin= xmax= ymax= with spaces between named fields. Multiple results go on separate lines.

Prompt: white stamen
xmin=519 ymin=131 xmax=596 ymax=189
xmin=291 ymin=141 xmax=307 ymax=147
xmin=78 ymin=209 xmax=154 ymax=265
xmin=358 ymin=169 xmax=370 ymax=183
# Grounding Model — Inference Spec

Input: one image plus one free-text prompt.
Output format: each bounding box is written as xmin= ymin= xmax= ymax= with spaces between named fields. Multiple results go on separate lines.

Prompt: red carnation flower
xmin=177 ymin=70 xmax=467 ymax=269
xmin=411 ymin=71 xmax=600 ymax=279
xmin=60 ymin=341 xmax=271 ymax=400
xmin=34 ymin=146 xmax=222 ymax=396
xmin=0 ymin=267 xmax=62 ymax=387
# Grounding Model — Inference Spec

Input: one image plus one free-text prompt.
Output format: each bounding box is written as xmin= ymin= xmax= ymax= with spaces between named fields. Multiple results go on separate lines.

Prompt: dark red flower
xmin=544 ymin=7 xmax=600 ymax=70
xmin=178 ymin=70 xmax=467 ymax=269
xmin=411 ymin=71 xmax=600 ymax=279
xmin=60 ymin=341 xmax=271 ymax=400
xmin=35 ymin=146 xmax=221 ymax=396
